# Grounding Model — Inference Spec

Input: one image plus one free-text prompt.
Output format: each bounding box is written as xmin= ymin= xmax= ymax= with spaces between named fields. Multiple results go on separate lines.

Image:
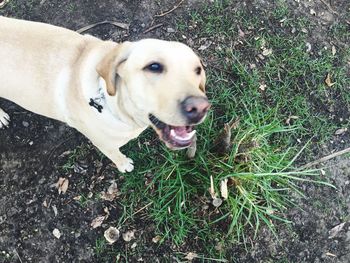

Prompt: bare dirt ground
xmin=1 ymin=0 xmax=350 ymax=262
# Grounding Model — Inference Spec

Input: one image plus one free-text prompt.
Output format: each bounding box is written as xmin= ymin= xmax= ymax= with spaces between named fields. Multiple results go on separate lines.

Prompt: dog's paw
xmin=115 ymin=157 xmax=134 ymax=173
xmin=0 ymin=109 xmax=10 ymax=129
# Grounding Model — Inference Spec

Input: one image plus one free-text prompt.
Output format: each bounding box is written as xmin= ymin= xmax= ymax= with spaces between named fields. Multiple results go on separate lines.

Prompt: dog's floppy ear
xmin=199 ymin=62 xmax=206 ymax=93
xmin=199 ymin=74 xmax=206 ymax=92
xmin=96 ymin=42 xmax=132 ymax=96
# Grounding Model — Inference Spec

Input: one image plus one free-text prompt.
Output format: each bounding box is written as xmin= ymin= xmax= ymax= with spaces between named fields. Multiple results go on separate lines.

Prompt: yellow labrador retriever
xmin=0 ymin=17 xmax=210 ymax=172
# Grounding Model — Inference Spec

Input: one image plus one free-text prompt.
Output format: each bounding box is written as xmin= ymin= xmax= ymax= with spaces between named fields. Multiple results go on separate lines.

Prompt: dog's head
xmin=97 ymin=39 xmax=210 ymax=149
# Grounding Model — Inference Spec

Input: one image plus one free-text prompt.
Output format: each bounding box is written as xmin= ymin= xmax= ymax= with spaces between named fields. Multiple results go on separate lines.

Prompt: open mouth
xmin=149 ymin=114 xmax=196 ymax=149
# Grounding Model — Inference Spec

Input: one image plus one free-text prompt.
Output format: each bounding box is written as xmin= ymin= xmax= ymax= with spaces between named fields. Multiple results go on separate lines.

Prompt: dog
xmin=0 ymin=16 xmax=210 ymax=172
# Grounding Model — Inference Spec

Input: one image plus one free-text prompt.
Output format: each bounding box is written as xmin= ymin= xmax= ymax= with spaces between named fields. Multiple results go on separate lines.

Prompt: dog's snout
xmin=181 ymin=96 xmax=210 ymax=124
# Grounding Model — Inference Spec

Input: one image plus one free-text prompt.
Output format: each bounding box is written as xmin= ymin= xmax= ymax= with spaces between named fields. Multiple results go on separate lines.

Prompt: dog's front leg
xmin=85 ymin=134 xmax=134 ymax=173
xmin=97 ymin=144 xmax=134 ymax=173
xmin=110 ymin=149 xmax=134 ymax=173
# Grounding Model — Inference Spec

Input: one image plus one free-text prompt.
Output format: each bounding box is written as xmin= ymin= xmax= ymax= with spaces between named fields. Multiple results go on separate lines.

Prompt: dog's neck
xmin=89 ymin=77 xmax=148 ymax=129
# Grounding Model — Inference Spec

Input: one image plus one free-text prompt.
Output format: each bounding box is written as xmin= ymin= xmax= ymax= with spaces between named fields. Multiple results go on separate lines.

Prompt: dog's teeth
xmin=186 ymin=130 xmax=196 ymax=139
xmin=170 ymin=129 xmax=196 ymax=141
xmin=170 ymin=129 xmax=177 ymax=138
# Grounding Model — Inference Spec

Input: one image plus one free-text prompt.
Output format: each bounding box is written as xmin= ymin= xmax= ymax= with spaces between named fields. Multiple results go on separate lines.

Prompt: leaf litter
xmin=55 ymin=177 xmax=69 ymax=195
xmin=104 ymin=227 xmax=120 ymax=244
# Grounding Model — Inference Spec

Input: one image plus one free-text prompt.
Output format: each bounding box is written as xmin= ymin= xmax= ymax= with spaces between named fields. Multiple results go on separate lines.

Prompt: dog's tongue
xmin=173 ymin=126 xmax=188 ymax=137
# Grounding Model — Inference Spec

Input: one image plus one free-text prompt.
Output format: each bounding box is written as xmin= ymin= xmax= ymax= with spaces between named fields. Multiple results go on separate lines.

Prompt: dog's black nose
xmin=181 ymin=96 xmax=210 ymax=124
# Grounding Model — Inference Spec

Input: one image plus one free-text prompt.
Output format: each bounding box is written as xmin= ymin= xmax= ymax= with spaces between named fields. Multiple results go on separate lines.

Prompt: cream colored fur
xmin=0 ymin=16 xmax=207 ymax=172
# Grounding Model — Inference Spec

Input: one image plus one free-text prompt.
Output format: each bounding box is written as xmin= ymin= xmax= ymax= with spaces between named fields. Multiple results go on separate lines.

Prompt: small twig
xmin=154 ymin=0 xmax=185 ymax=18
xmin=13 ymin=249 xmax=23 ymax=263
xmin=120 ymin=201 xmax=154 ymax=225
xmin=319 ymin=0 xmax=339 ymax=15
xmin=301 ymin=146 xmax=350 ymax=169
xmin=76 ymin=21 xmax=129 ymax=34
xmin=143 ymin=23 xmax=163 ymax=34
xmin=132 ymin=201 xmax=154 ymax=216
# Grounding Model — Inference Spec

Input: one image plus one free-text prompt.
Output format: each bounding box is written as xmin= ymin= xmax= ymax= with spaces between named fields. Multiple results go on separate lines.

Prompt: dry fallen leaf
xmin=257 ymin=54 xmax=265 ymax=60
xmin=73 ymin=195 xmax=81 ymax=201
xmin=285 ymin=115 xmax=299 ymax=125
xmin=122 ymin=230 xmax=136 ymax=242
xmin=100 ymin=192 xmax=115 ymax=201
xmin=103 ymin=207 xmax=110 ymax=218
xmin=301 ymin=28 xmax=308 ymax=33
xmin=100 ymin=181 xmax=119 ymax=201
xmin=325 ymin=252 xmax=336 ymax=257
xmin=52 ymin=228 xmax=61 ymax=239
xmin=104 ymin=227 xmax=120 ymax=244
xmin=331 ymin=45 xmax=336 ymax=56
xmin=325 ymin=73 xmax=336 ymax=87
xmin=266 ymin=207 xmax=275 ymax=215
xmin=220 ymin=179 xmax=228 ymax=200
xmin=279 ymin=17 xmax=287 ymax=23
xmin=306 ymin=42 xmax=312 ymax=53
xmin=212 ymin=197 xmax=223 ymax=207
xmin=152 ymin=235 xmax=162 ymax=243
xmin=107 ymin=181 xmax=118 ymax=194
xmin=259 ymin=84 xmax=267 ymax=91
xmin=215 ymin=242 xmax=224 ymax=252
xmin=335 ymin=128 xmax=347 ymax=135
xmin=238 ymin=25 xmax=245 ymax=38
xmin=262 ymin=48 xmax=272 ymax=56
xmin=91 ymin=216 xmax=106 ymax=229
xmin=52 ymin=205 xmax=58 ymax=217
xmin=328 ymin=222 xmax=346 ymax=239
xmin=198 ymin=41 xmax=212 ymax=51
xmin=184 ymin=252 xmax=198 ymax=261
xmin=209 ymin=175 xmax=216 ymax=199
xmin=211 ymin=118 xmax=239 ymax=155
xmin=56 ymin=177 xmax=69 ymax=195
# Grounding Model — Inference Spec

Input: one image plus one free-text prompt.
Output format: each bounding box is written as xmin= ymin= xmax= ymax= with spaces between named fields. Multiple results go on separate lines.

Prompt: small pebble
xmin=167 ymin=27 xmax=175 ymax=33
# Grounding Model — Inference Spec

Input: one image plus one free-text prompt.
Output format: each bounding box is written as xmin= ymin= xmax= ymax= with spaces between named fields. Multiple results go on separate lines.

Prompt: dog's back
xmin=0 ymin=16 xmax=89 ymax=119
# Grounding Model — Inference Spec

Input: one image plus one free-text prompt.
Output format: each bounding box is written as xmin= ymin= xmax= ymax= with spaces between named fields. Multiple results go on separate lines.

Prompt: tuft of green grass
xmin=94 ymin=237 xmax=107 ymax=257
xmin=60 ymin=144 xmax=91 ymax=172
xmin=133 ymin=105 xmax=333 ymax=247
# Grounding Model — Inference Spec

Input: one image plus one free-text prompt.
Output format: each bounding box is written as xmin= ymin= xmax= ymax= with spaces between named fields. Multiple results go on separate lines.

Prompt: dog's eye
xmin=144 ymin=63 xmax=164 ymax=73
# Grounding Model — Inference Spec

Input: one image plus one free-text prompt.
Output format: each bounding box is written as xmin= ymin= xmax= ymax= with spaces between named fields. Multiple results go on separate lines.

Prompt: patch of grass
xmin=0 ymin=252 xmax=14 ymax=263
xmin=94 ymin=237 xmax=107 ymax=257
xmin=272 ymin=0 xmax=290 ymax=20
xmin=60 ymin=144 xmax=91 ymax=172
xmin=76 ymin=193 xmax=90 ymax=207
xmin=140 ymin=106 xmax=333 ymax=245
xmin=66 ymin=2 xmax=78 ymax=12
